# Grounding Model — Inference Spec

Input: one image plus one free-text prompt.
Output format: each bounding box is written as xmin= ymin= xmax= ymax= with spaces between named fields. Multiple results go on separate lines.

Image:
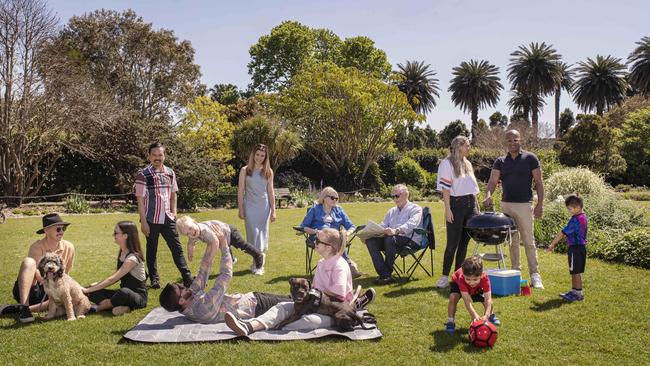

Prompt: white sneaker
xmin=435 ymin=275 xmax=449 ymax=288
xmin=255 ymin=266 xmax=265 ymax=276
xmin=530 ymin=273 xmax=544 ymax=289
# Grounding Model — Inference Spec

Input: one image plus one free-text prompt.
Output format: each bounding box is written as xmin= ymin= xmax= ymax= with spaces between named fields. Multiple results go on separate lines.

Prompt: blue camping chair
xmin=293 ymin=206 xmax=365 ymax=275
xmin=392 ymin=206 xmax=435 ymax=282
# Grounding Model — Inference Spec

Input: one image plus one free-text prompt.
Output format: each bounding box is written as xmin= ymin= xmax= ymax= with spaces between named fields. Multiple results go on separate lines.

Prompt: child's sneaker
xmin=488 ymin=313 xmax=501 ymax=326
xmin=354 ymin=288 xmax=376 ymax=310
xmin=444 ymin=321 xmax=456 ymax=335
xmin=560 ymin=291 xmax=584 ymax=302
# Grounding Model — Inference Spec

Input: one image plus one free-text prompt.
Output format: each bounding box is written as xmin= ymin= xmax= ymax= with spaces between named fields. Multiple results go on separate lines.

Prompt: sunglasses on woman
xmin=327 ymin=195 xmax=339 ymax=201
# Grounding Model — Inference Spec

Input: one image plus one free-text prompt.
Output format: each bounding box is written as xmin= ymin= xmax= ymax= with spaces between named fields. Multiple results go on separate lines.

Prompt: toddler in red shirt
xmin=444 ymin=256 xmax=500 ymax=334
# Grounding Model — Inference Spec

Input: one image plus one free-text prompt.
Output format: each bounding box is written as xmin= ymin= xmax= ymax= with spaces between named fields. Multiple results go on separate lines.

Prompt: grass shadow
xmin=530 ymin=298 xmax=567 ymax=312
xmin=430 ymin=327 xmax=470 ymax=353
xmin=265 ymin=274 xmax=307 ymax=285
xmin=384 ymin=286 xmax=437 ymax=298
xmin=430 ymin=327 xmax=492 ymax=354
xmin=207 ymin=269 xmax=254 ymax=280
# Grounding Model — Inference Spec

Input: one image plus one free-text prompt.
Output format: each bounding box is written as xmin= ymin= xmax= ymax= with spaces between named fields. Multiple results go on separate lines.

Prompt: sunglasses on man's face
xmin=392 ymin=193 xmax=401 ymax=199
xmin=327 ymin=195 xmax=339 ymax=201
xmin=54 ymin=226 xmax=67 ymax=233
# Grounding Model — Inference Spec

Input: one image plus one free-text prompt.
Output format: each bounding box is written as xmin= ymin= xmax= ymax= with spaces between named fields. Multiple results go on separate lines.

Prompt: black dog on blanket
xmin=274 ymin=277 xmax=370 ymax=331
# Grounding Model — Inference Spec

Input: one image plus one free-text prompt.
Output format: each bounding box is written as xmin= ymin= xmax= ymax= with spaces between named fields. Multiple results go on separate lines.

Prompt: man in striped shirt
xmin=135 ymin=142 xmax=193 ymax=288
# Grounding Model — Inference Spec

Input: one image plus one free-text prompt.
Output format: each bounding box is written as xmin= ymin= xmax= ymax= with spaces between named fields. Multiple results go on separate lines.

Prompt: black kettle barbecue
xmin=465 ymin=212 xmax=517 ymax=268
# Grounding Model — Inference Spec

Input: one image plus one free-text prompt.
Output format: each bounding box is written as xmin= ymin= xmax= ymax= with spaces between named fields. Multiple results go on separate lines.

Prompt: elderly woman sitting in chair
xmin=298 ymin=187 xmax=362 ymax=278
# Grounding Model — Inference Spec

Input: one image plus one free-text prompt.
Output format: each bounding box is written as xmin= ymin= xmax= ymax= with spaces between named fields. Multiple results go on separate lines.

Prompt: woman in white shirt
xmin=435 ymin=136 xmax=480 ymax=288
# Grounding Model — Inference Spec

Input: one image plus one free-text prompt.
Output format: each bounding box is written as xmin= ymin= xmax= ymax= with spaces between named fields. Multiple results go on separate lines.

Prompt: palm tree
xmin=628 ymin=36 xmax=650 ymax=96
xmin=573 ymin=55 xmax=628 ymax=116
xmin=394 ymin=60 xmax=440 ymax=115
xmin=554 ymin=62 xmax=574 ymax=137
xmin=508 ymin=42 xmax=561 ymax=135
xmin=448 ymin=59 xmax=503 ymax=139
xmin=507 ymin=89 xmax=546 ymax=122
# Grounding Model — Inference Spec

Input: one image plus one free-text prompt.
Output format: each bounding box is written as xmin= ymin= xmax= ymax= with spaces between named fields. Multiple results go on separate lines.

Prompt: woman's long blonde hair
xmin=320 ymin=227 xmax=347 ymax=256
xmin=245 ymin=143 xmax=272 ymax=179
xmin=448 ymin=136 xmax=473 ymax=178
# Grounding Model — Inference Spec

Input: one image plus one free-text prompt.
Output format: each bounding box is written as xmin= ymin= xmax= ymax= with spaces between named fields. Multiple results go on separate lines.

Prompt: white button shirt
xmin=381 ymin=201 xmax=423 ymax=243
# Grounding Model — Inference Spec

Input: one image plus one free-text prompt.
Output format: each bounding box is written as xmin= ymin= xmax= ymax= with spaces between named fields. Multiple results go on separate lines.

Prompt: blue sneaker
xmin=560 ymin=291 xmax=584 ymax=302
xmin=488 ymin=313 xmax=501 ymax=326
xmin=444 ymin=321 xmax=455 ymax=335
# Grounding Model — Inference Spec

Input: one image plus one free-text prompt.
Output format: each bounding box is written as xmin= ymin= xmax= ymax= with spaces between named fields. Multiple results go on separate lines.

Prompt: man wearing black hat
xmin=0 ymin=213 xmax=75 ymax=323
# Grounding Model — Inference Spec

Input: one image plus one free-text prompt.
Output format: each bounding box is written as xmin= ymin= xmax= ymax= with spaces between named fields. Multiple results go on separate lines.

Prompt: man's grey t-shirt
xmin=492 ymin=150 xmax=540 ymax=203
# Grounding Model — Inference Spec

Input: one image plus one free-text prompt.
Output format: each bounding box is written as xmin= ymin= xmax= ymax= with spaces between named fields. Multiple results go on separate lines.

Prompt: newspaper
xmin=357 ymin=219 xmax=386 ymax=241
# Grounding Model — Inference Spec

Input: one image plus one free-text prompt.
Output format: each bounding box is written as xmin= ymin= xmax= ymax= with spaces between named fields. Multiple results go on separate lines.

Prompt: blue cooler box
xmin=487 ymin=269 xmax=521 ymax=296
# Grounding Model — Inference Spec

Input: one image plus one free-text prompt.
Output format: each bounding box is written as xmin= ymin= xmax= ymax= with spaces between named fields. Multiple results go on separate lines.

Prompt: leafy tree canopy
xmin=248 ymin=20 xmax=391 ymax=92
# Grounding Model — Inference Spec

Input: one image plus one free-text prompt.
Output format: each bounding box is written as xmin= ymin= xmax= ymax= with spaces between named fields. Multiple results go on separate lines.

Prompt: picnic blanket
xmin=123 ymin=307 xmax=383 ymax=343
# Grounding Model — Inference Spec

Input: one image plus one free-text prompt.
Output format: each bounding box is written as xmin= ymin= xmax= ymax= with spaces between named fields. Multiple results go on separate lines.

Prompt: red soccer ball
xmin=469 ymin=320 xmax=498 ymax=348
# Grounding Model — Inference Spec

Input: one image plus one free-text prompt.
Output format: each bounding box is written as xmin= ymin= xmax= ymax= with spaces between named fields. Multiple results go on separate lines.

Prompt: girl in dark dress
xmin=84 ymin=221 xmax=147 ymax=315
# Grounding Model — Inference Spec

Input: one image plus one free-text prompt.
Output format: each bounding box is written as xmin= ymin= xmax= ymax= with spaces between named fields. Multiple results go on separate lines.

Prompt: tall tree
xmin=448 ymin=60 xmax=503 ymax=139
xmin=573 ymin=55 xmax=628 ymax=116
xmin=506 ymin=90 xmax=531 ymax=122
xmin=267 ymin=62 xmax=419 ymax=187
xmin=178 ymin=96 xmax=234 ymax=178
xmin=394 ymin=60 xmax=440 ymax=115
xmin=558 ymin=108 xmax=575 ymax=137
xmin=438 ymin=120 xmax=470 ymax=148
xmin=248 ymin=21 xmax=315 ymax=92
xmin=337 ymin=36 xmax=392 ymax=79
xmin=508 ymin=42 xmax=561 ymax=135
xmin=209 ymin=83 xmax=241 ymax=105
xmin=554 ymin=62 xmax=575 ymax=137
xmin=58 ymin=9 xmax=204 ymax=190
xmin=231 ymin=115 xmax=302 ymax=171
xmin=489 ymin=111 xmax=508 ymax=127
xmin=0 ymin=0 xmax=119 ymax=202
xmin=627 ymin=36 xmax=650 ymax=96
xmin=248 ymin=21 xmax=391 ymax=92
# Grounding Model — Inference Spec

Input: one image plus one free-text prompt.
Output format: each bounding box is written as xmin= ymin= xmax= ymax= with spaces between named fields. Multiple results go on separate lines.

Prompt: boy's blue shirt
xmin=562 ymin=212 xmax=588 ymax=246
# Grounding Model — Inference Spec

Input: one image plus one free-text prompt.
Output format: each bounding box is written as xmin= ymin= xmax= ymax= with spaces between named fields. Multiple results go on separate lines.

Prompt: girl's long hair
xmin=117 ymin=221 xmax=144 ymax=261
xmin=245 ymin=143 xmax=272 ymax=179
xmin=320 ymin=227 xmax=347 ymax=256
xmin=448 ymin=135 xmax=473 ymax=178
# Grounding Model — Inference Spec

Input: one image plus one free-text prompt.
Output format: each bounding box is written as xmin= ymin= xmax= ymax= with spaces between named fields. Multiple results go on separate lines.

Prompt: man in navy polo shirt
xmin=483 ymin=130 xmax=545 ymax=289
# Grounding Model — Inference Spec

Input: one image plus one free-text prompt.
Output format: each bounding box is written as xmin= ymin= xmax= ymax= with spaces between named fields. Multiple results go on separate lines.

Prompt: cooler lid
xmin=487 ymin=269 xmax=521 ymax=277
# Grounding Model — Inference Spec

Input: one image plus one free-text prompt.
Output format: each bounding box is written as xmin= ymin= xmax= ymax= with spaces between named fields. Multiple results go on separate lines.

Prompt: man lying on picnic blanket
xmin=158 ymin=221 xmax=289 ymax=323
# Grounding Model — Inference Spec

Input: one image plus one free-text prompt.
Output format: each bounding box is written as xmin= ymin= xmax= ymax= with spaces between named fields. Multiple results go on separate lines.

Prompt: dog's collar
xmin=308 ymin=288 xmax=322 ymax=307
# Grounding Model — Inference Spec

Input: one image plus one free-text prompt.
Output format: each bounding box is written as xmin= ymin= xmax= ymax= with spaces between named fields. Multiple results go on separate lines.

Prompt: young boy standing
xmin=547 ymin=195 xmax=588 ymax=302
xmin=444 ymin=256 xmax=500 ymax=335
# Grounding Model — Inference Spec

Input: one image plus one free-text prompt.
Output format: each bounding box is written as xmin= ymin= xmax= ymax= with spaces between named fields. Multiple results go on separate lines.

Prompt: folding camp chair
xmin=293 ymin=214 xmax=365 ymax=275
xmin=392 ymin=206 xmax=435 ymax=282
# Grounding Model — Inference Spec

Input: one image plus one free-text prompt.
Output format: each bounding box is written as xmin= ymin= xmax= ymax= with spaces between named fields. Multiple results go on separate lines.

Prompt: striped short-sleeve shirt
xmin=134 ymin=164 xmax=178 ymax=224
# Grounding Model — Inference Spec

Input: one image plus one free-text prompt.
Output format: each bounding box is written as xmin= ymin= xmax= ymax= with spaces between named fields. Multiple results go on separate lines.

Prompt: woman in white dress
xmin=238 ymin=143 xmax=276 ymax=275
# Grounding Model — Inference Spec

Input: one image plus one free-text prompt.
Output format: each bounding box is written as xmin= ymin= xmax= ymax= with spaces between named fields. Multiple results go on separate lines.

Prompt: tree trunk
xmin=471 ymin=106 xmax=478 ymax=141
xmin=531 ymin=94 xmax=539 ymax=137
xmin=554 ymin=88 xmax=561 ymax=138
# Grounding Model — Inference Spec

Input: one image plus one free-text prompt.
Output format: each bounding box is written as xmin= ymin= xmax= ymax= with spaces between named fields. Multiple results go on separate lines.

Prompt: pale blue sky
xmin=49 ymin=0 xmax=648 ymax=132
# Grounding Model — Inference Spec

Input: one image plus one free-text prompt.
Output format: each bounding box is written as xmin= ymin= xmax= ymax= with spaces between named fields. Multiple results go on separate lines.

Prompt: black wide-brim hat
xmin=36 ymin=213 xmax=71 ymax=234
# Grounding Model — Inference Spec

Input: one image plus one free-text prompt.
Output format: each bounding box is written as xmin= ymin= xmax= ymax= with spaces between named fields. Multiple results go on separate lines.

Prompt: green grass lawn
xmin=1 ymin=202 xmax=649 ymax=365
